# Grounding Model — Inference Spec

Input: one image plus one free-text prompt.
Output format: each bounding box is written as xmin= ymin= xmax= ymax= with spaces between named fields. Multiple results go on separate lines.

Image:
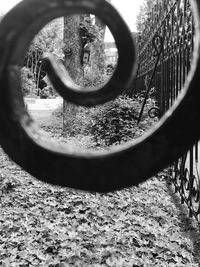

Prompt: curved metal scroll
xmin=0 ymin=0 xmax=200 ymax=193
xmin=172 ymin=146 xmax=200 ymax=220
xmin=148 ymin=107 xmax=160 ymax=119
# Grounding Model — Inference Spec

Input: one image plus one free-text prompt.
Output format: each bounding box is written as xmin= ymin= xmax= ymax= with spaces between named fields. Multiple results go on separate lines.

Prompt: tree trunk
xmin=63 ymin=15 xmax=84 ymax=135
xmin=62 ymin=14 xmax=107 ymax=136
xmin=63 ymin=15 xmax=84 ymax=84
xmin=88 ymin=15 xmax=107 ymax=76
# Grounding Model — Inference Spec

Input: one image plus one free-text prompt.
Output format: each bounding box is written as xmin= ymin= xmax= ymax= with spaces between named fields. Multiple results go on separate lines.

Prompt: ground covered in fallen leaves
xmin=0 ymin=110 xmax=200 ymax=266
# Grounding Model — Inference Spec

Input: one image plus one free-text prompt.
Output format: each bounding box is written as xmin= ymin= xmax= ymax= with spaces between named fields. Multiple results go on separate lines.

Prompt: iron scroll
xmin=137 ymin=34 xmax=163 ymax=124
xmin=0 ymin=0 xmax=200 ymax=193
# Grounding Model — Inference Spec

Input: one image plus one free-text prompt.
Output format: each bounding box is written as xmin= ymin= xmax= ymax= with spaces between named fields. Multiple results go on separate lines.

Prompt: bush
xmin=40 ymin=86 xmax=50 ymax=99
xmin=59 ymin=94 xmax=157 ymax=146
xmin=62 ymin=70 xmax=108 ymax=137
xmin=83 ymin=68 xmax=108 ymax=88
xmin=60 ymin=65 xmax=157 ymax=146
xmin=87 ymin=95 xmax=157 ymax=147
xmin=63 ymin=104 xmax=93 ymax=137
xmin=21 ymin=67 xmax=37 ymax=96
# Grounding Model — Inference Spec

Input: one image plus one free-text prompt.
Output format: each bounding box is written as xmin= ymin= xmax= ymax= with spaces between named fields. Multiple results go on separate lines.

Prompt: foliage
xmin=31 ymin=18 xmax=64 ymax=59
xmin=40 ymin=86 xmax=50 ymax=99
xmin=21 ymin=67 xmax=37 ymax=96
xmin=61 ymin=93 xmax=157 ymax=145
xmin=25 ymin=18 xmax=64 ymax=89
xmin=79 ymin=15 xmax=106 ymax=74
xmin=83 ymin=68 xmax=108 ymax=88
xmin=88 ymin=95 xmax=157 ymax=147
xmin=62 ymin=70 xmax=108 ymax=137
xmin=79 ymin=15 xmax=105 ymax=47
xmin=0 ymin=109 xmax=198 ymax=266
xmin=136 ymin=0 xmax=155 ymax=32
xmin=62 ymin=105 xmax=93 ymax=137
xmin=79 ymin=16 xmax=102 ymax=46
xmin=0 ymin=111 xmax=198 ymax=266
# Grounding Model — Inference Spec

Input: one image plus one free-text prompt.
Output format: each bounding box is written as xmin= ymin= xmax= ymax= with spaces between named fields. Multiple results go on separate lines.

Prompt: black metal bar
xmin=135 ymin=0 xmax=200 ymax=222
xmin=137 ymin=35 xmax=163 ymax=125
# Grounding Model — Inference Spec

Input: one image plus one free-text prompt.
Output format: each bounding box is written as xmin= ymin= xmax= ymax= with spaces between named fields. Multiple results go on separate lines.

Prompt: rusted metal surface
xmin=0 ymin=0 xmax=200 ymax=193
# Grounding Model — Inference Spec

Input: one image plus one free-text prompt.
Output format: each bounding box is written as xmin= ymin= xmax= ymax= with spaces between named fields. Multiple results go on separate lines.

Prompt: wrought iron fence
xmin=135 ymin=0 xmax=200 ymax=221
xmin=0 ymin=0 xmax=200 ymax=205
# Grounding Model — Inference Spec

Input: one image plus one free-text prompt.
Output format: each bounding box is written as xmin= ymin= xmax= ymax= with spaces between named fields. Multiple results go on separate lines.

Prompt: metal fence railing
xmin=135 ymin=0 xmax=200 ymax=221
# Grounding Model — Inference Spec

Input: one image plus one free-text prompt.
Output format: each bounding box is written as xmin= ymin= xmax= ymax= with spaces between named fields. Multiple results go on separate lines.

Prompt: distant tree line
xmin=24 ymin=18 xmax=64 ymax=97
xmin=136 ymin=0 xmax=155 ymax=32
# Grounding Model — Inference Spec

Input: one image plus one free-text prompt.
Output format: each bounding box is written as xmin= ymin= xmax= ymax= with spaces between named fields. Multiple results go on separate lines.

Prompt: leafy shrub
xmin=83 ymin=68 xmax=108 ymax=88
xmin=88 ymin=95 xmax=157 ymax=147
xmin=40 ymin=86 xmax=50 ymax=99
xmin=59 ymin=94 xmax=157 ymax=146
xmin=63 ymin=104 xmax=93 ymax=137
xmin=21 ymin=67 xmax=37 ymax=96
xmin=59 ymin=63 xmax=157 ymax=146
xmin=62 ymin=70 xmax=108 ymax=137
